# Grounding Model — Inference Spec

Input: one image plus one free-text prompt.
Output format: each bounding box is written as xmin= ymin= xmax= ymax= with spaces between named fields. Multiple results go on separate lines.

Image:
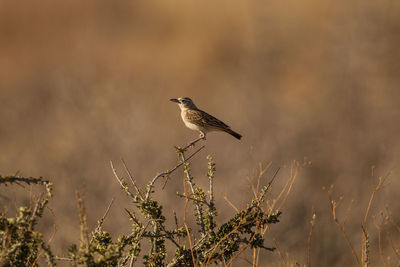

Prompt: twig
xmin=361 ymin=224 xmax=370 ymax=267
xmin=383 ymin=213 xmax=400 ymax=261
xmin=44 ymin=205 xmax=58 ymax=245
xmin=386 ymin=208 xmax=400 ymax=233
xmin=193 ymin=235 xmax=207 ymax=249
xmin=183 ymin=193 xmax=197 ymax=267
xmin=128 ymin=205 xmax=182 ymax=250
xmin=121 ymin=158 xmax=143 ymax=198
xmin=181 ymin=136 xmax=205 ymax=152
xmin=29 ymin=193 xmax=44 ymax=230
xmin=95 ymin=197 xmax=115 ymax=233
xmin=226 ymin=235 xmax=256 ymax=266
xmin=363 ymin=174 xmax=389 ymax=227
xmin=162 ymin=146 xmax=206 ymax=189
xmin=307 ymin=208 xmax=316 ymax=267
xmin=124 ymin=208 xmax=140 ymax=225
xmin=110 ymin=161 xmax=139 ymax=202
xmin=146 ymin=145 xmax=205 ymax=202
xmin=225 ymin=214 xmax=263 ymax=266
xmin=267 ymin=167 xmax=280 ymax=191
xmin=29 ymin=193 xmax=47 ymax=267
xmin=257 ymin=167 xmax=280 ymax=205
xmin=209 ymin=172 xmax=214 ymax=205
xmin=75 ymin=190 xmax=89 ymax=246
xmin=361 ymin=172 xmax=389 ymax=265
xmin=125 ymin=209 xmax=178 ymax=240
xmin=248 ymin=166 xmax=280 ymax=213
xmin=55 ymin=257 xmax=73 ymax=261
xmin=373 ymin=215 xmax=387 ymax=267
xmin=0 ymin=176 xmax=49 ymax=185
xmin=176 ymin=193 xmax=211 ymax=207
xmin=180 ymin=150 xmax=206 ymax=237
xmin=173 ymin=211 xmax=181 ymax=244
xmin=328 ymin=187 xmax=361 ymax=267
xmin=205 ymin=217 xmax=258 ymax=265
xmin=135 ymin=209 xmax=182 ymax=249
xmin=207 ymin=155 xmax=215 ymax=206
xmin=278 ymin=161 xmax=298 ymax=211
xmin=254 ymin=162 xmax=272 ymax=199
xmin=123 ymin=221 xmax=151 ymax=267
xmin=223 ymin=195 xmax=239 ymax=213
xmin=265 ymin=222 xmax=286 ymax=266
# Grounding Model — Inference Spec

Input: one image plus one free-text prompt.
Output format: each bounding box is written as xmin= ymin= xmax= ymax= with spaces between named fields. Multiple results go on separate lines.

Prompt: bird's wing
xmin=185 ymin=109 xmax=230 ymax=130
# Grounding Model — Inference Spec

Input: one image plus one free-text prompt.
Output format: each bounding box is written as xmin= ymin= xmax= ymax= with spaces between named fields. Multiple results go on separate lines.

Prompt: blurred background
xmin=1 ymin=0 xmax=399 ymax=265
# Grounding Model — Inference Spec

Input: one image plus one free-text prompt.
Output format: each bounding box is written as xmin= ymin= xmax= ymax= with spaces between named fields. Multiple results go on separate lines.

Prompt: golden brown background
xmin=1 ymin=0 xmax=399 ymax=266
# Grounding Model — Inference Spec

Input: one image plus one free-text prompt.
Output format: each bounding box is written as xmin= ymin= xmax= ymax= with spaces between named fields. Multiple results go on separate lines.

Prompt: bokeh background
xmin=1 ymin=0 xmax=400 ymax=266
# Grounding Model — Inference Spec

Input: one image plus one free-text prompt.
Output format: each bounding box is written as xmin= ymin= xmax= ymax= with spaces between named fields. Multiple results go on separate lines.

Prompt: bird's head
xmin=170 ymin=97 xmax=197 ymax=110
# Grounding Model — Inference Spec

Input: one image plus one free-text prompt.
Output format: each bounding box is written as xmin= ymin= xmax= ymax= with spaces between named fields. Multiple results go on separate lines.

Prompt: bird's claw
xmin=199 ymin=132 xmax=206 ymax=140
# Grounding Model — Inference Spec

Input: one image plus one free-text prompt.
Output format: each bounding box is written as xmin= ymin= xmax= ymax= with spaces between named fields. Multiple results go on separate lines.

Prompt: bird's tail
xmin=225 ymin=129 xmax=242 ymax=140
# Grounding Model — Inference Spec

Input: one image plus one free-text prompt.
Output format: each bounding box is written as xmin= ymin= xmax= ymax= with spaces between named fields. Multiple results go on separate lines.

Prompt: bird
xmin=170 ymin=97 xmax=242 ymax=140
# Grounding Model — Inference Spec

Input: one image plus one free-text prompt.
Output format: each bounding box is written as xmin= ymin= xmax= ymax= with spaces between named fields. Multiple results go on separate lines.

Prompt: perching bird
xmin=170 ymin=97 xmax=242 ymax=140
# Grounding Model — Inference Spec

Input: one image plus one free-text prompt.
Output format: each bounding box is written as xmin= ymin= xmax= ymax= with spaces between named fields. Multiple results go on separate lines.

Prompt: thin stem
xmin=121 ymin=158 xmax=143 ymax=198
xmin=0 ymin=176 xmax=50 ymax=185
xmin=145 ymin=145 xmax=205 ymax=203
xmin=176 ymin=193 xmax=211 ymax=207
xmin=110 ymin=161 xmax=139 ymax=202
xmin=328 ymin=187 xmax=361 ymax=267
xmin=180 ymin=151 xmax=206 ymax=237
xmin=95 ymin=197 xmax=115 ymax=233
xmin=307 ymin=208 xmax=316 ymax=267
xmin=181 ymin=136 xmax=205 ymax=152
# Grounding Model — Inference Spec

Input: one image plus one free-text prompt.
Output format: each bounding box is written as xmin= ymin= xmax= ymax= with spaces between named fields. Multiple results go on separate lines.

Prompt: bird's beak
xmin=170 ymin=98 xmax=180 ymax=103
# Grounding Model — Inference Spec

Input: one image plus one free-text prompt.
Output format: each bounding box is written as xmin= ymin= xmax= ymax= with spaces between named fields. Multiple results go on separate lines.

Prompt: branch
xmin=145 ymin=145 xmax=205 ymax=203
xmin=121 ymin=158 xmax=143 ymax=198
xmin=328 ymin=186 xmax=361 ymax=267
xmin=126 ymin=208 xmax=182 ymax=250
xmin=207 ymin=155 xmax=215 ymax=206
xmin=0 ymin=176 xmax=49 ymax=185
xmin=307 ymin=208 xmax=316 ymax=267
xmin=252 ymin=167 xmax=280 ymax=209
xmin=181 ymin=136 xmax=205 ymax=152
xmin=95 ymin=197 xmax=115 ymax=233
xmin=176 ymin=193 xmax=211 ymax=208
xmin=110 ymin=161 xmax=139 ymax=202
xmin=180 ymin=150 xmax=206 ymax=237
xmin=29 ymin=193 xmax=44 ymax=231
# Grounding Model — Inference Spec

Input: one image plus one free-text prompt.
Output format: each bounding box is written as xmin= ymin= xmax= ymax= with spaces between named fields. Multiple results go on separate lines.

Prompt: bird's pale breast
xmin=181 ymin=110 xmax=204 ymax=132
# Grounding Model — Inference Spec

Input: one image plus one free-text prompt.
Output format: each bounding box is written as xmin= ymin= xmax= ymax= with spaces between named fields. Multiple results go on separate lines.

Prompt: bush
xmin=0 ymin=138 xmax=281 ymax=266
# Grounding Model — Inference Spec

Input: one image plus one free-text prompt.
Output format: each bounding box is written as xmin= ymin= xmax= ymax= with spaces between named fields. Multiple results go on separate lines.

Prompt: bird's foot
xmin=199 ymin=132 xmax=206 ymax=140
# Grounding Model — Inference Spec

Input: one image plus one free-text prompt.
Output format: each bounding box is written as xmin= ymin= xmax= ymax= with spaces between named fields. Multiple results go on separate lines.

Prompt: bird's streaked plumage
xmin=170 ymin=97 xmax=242 ymax=140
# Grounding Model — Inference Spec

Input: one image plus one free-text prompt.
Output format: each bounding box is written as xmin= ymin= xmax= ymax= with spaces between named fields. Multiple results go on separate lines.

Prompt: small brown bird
xmin=170 ymin=97 xmax=242 ymax=140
